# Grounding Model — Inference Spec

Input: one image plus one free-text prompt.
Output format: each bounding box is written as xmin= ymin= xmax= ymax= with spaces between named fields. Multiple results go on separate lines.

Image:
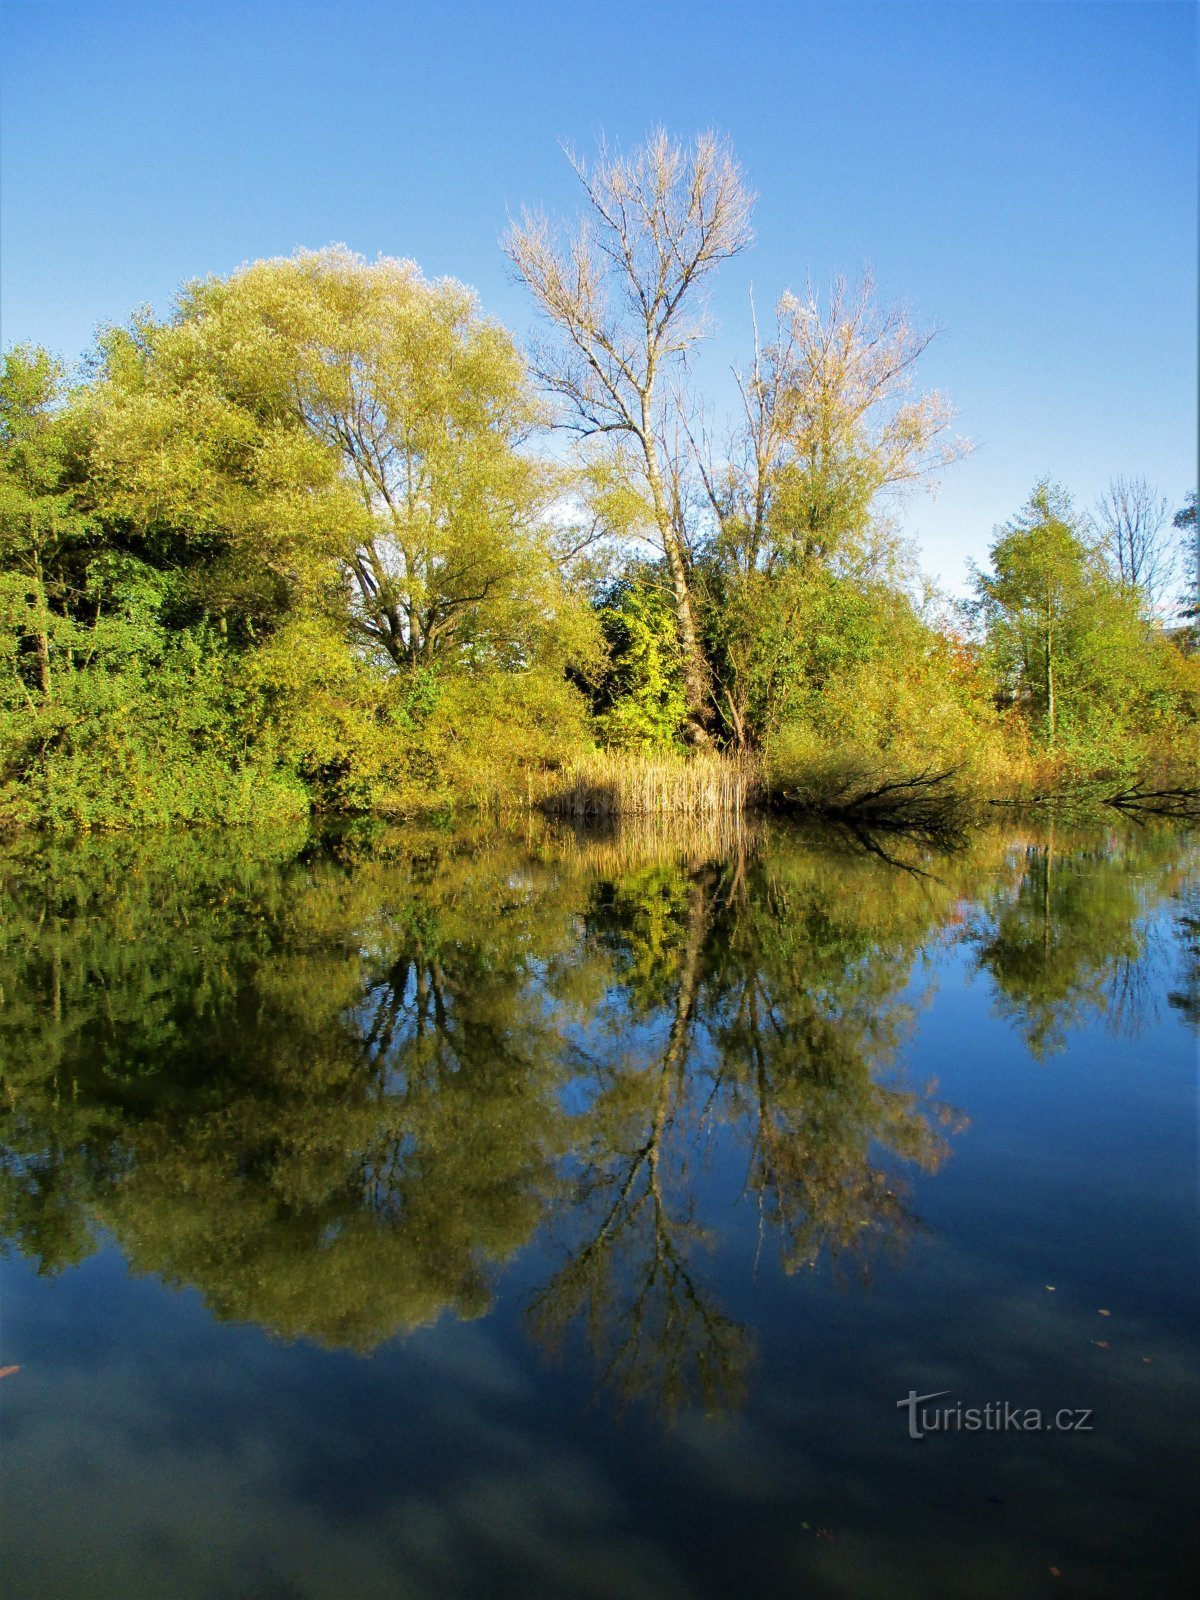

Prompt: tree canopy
xmin=2 ymin=135 xmax=1196 ymax=829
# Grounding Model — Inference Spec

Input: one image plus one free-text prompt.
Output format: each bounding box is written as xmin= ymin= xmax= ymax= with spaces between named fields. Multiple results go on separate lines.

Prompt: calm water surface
xmin=1 ymin=818 xmax=1196 ymax=1599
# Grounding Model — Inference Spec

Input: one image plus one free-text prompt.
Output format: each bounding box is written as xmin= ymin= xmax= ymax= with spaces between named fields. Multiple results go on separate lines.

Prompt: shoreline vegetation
xmin=3 ymin=131 xmax=1198 ymax=837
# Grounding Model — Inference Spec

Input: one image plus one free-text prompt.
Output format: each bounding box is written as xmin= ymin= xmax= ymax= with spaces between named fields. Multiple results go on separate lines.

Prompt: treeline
xmin=2 ymin=131 xmax=1196 ymax=829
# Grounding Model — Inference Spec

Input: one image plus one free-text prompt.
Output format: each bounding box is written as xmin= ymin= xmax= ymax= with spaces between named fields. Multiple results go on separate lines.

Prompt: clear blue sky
xmin=2 ymin=0 xmax=1195 ymax=590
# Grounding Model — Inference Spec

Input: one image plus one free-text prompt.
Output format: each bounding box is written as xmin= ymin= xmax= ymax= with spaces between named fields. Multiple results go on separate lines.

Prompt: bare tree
xmin=1094 ymin=476 xmax=1175 ymax=613
xmin=697 ymin=273 xmax=968 ymax=576
xmin=1174 ymin=490 xmax=1198 ymax=643
xmin=506 ymin=129 xmax=755 ymax=740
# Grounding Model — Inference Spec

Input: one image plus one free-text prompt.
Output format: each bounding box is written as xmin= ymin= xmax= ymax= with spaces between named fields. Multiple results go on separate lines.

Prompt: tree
xmin=0 ymin=346 xmax=94 ymax=700
xmin=690 ymin=275 xmax=969 ymax=752
xmin=93 ymin=248 xmax=591 ymax=677
xmin=507 ymin=130 xmax=755 ymax=741
xmin=973 ymin=480 xmax=1192 ymax=760
xmin=702 ymin=273 xmax=968 ymax=580
xmin=975 ymin=483 xmax=1097 ymax=746
xmin=1174 ymin=490 xmax=1198 ymax=643
xmin=1094 ymin=475 xmax=1174 ymax=613
xmin=586 ymin=571 xmax=688 ymax=750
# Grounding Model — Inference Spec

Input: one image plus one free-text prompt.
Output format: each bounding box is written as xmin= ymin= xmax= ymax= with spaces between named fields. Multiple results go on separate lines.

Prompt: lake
xmin=1 ymin=817 xmax=1196 ymax=1598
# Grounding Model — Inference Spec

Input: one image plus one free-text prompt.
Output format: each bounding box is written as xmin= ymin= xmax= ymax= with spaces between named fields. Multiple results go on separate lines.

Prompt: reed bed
xmin=543 ymin=751 xmax=763 ymax=819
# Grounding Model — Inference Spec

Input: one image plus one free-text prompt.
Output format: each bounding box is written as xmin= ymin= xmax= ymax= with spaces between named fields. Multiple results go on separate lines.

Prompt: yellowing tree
xmin=707 ymin=273 xmax=969 ymax=578
xmin=92 ymin=247 xmax=592 ymax=675
xmin=507 ymin=131 xmax=755 ymax=740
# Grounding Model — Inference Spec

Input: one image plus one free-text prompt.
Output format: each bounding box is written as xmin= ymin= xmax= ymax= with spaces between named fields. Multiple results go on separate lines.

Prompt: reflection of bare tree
xmin=705 ymin=857 xmax=960 ymax=1278
xmin=1104 ymin=943 xmax=1163 ymax=1037
xmin=530 ymin=871 xmax=752 ymax=1417
xmin=529 ymin=848 xmax=962 ymax=1416
xmin=1168 ymin=885 xmax=1200 ymax=1027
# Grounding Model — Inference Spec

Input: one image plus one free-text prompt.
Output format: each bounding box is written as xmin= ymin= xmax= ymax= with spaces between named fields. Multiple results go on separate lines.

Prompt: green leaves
xmin=973 ymin=481 xmax=1198 ymax=768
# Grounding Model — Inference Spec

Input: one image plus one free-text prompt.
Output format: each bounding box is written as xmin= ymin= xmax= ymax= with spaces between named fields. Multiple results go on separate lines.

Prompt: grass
xmin=542 ymin=750 xmax=762 ymax=818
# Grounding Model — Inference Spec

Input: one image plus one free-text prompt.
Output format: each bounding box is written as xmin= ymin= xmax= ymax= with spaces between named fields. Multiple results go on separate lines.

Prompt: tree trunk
xmin=665 ymin=540 xmax=711 ymax=737
xmin=32 ymin=548 xmax=52 ymax=701
xmin=641 ymin=430 xmax=711 ymax=742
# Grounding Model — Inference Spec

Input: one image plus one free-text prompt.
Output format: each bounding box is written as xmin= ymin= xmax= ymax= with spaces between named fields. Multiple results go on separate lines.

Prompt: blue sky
xmin=2 ymin=0 xmax=1195 ymax=590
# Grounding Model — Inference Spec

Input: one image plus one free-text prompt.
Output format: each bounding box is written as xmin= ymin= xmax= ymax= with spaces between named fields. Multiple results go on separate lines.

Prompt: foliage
xmin=972 ymin=481 xmax=1199 ymax=775
xmin=702 ymin=557 xmax=1002 ymax=789
xmin=586 ymin=573 xmax=688 ymax=750
xmin=1 ymin=142 xmax=1193 ymax=825
xmin=1 ymin=254 xmax=600 ymax=827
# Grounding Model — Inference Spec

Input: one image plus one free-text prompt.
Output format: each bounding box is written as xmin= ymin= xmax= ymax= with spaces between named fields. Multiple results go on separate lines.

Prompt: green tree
xmin=94 ymin=248 xmax=594 ymax=676
xmin=975 ymin=482 xmax=1094 ymax=747
xmin=0 ymin=346 xmax=94 ymax=700
xmin=586 ymin=572 xmax=687 ymax=750
xmin=972 ymin=480 xmax=1190 ymax=762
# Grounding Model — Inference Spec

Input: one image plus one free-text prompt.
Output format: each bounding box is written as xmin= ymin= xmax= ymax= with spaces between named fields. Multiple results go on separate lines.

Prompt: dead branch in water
xmin=1104 ymin=783 xmax=1200 ymax=819
xmin=774 ymin=760 xmax=968 ymax=843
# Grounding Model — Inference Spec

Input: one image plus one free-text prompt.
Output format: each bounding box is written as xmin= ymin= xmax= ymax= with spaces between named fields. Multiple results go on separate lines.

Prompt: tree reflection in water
xmin=0 ymin=816 xmax=1193 ymax=1415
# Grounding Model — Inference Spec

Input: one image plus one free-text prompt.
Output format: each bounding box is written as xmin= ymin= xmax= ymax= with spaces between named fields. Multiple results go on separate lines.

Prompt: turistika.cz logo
xmin=898 ymin=1390 xmax=1094 ymax=1441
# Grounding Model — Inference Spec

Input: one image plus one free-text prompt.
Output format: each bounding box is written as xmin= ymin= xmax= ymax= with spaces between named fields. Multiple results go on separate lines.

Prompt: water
xmin=1 ymin=817 xmax=1196 ymax=1599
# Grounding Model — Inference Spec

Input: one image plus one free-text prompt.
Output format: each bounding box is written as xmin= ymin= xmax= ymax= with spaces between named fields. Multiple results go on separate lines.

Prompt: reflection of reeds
xmin=543 ymin=810 xmax=762 ymax=874
xmin=543 ymin=752 xmax=762 ymax=819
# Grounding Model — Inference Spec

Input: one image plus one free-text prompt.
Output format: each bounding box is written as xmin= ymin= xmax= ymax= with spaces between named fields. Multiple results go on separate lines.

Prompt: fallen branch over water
xmin=1104 ymin=783 xmax=1200 ymax=819
xmin=987 ymin=779 xmax=1200 ymax=818
xmin=774 ymin=760 xmax=968 ymax=842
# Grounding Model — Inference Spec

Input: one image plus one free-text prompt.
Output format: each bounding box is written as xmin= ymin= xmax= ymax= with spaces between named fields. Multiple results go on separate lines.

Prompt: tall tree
xmin=1174 ymin=490 xmax=1198 ymax=644
xmin=975 ymin=482 xmax=1103 ymax=747
xmin=507 ymin=130 xmax=755 ymax=740
xmin=702 ymin=274 xmax=968 ymax=578
xmin=1094 ymin=475 xmax=1175 ymax=613
xmin=93 ymin=248 xmax=588 ymax=674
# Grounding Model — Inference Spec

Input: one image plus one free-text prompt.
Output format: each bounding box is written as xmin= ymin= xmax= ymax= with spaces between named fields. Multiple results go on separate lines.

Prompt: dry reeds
xmin=543 ymin=751 xmax=762 ymax=819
